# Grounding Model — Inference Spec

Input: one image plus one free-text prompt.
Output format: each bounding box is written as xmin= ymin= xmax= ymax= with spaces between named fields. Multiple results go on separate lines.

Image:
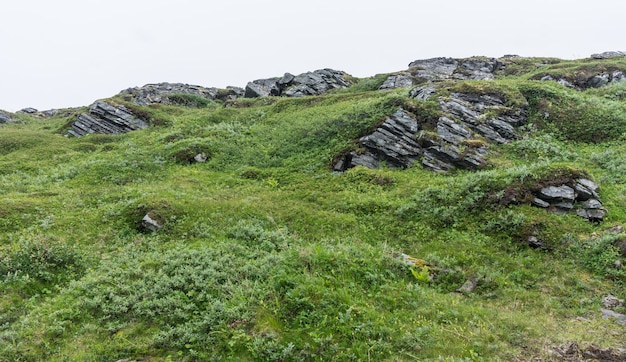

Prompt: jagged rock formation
xmin=531 ymin=179 xmax=606 ymax=221
xmin=67 ymin=101 xmax=148 ymax=137
xmin=335 ymin=85 xmax=527 ymax=172
xmin=0 ymin=111 xmax=12 ymax=124
xmin=334 ymin=110 xmax=421 ymax=170
xmin=244 ymin=69 xmax=352 ymax=98
xmin=119 ymin=83 xmax=244 ymax=105
xmin=380 ymin=57 xmax=502 ymax=90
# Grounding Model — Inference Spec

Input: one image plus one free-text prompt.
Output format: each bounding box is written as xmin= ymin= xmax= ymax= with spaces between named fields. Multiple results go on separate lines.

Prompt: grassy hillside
xmin=1 ymin=57 xmax=626 ymax=361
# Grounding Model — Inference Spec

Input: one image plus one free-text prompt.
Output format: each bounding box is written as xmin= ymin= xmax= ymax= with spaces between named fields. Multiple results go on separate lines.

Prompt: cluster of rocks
xmin=67 ymin=101 xmax=148 ymax=137
xmin=379 ymin=57 xmax=503 ymax=90
xmin=540 ymin=71 xmax=626 ymax=90
xmin=532 ymin=179 xmax=606 ymax=221
xmin=16 ymin=107 xmax=59 ymax=118
xmin=244 ymin=69 xmax=352 ymax=98
xmin=335 ymin=87 xmax=527 ymax=172
xmin=118 ymin=82 xmax=244 ymax=105
xmin=591 ymin=50 xmax=626 ymax=59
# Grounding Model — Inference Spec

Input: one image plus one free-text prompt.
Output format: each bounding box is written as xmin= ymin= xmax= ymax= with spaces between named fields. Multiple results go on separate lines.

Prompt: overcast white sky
xmin=1 ymin=0 xmax=624 ymax=112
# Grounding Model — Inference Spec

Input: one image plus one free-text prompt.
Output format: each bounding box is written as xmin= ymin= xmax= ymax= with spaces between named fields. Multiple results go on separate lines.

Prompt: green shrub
xmin=168 ymin=94 xmax=212 ymax=108
xmin=566 ymin=233 xmax=626 ymax=281
xmin=0 ymin=235 xmax=84 ymax=285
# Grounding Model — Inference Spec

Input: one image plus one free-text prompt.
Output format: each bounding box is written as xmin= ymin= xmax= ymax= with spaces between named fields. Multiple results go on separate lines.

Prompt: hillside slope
xmin=1 ymin=53 xmax=626 ymax=361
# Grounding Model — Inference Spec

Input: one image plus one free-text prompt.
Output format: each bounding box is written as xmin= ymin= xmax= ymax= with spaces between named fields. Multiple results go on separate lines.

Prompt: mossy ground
xmin=1 ymin=58 xmax=626 ymax=361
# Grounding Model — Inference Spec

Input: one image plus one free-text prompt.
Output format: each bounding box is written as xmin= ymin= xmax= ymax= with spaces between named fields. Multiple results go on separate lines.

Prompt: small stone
xmin=582 ymin=199 xmax=604 ymax=209
xmin=18 ymin=107 xmax=38 ymax=114
xmin=553 ymin=202 xmax=574 ymax=211
xmin=194 ymin=153 xmax=207 ymax=163
xmin=574 ymin=183 xmax=594 ymax=201
xmin=527 ymin=236 xmax=546 ymax=249
xmin=603 ymin=295 xmax=624 ymax=309
xmin=141 ymin=213 xmax=163 ymax=232
xmin=532 ymin=197 xmax=550 ymax=208
xmin=576 ymin=178 xmax=599 ymax=192
xmin=538 ymin=185 xmax=575 ymax=201
xmin=586 ymin=209 xmax=606 ymax=221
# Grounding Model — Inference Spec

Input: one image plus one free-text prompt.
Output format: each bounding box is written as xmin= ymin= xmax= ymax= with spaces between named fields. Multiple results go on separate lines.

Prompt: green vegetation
xmin=1 ymin=57 xmax=626 ymax=361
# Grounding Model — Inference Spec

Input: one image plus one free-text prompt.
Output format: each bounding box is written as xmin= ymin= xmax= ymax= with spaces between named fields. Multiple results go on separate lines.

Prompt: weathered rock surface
xmin=245 ymin=69 xmax=352 ymax=98
xmin=17 ymin=107 xmax=38 ymax=114
xmin=380 ymin=57 xmax=503 ymax=90
xmin=337 ymin=83 xmax=528 ymax=173
xmin=15 ymin=107 xmax=59 ymax=118
xmin=334 ymin=109 xmax=422 ymax=171
xmin=0 ymin=111 xmax=12 ymax=124
xmin=67 ymin=101 xmax=148 ymax=137
xmin=119 ymin=83 xmax=244 ymax=105
xmin=591 ymin=51 xmax=626 ymax=59
xmin=532 ymin=179 xmax=607 ymax=222
xmin=141 ymin=213 xmax=163 ymax=232
xmin=379 ymin=73 xmax=416 ymax=90
xmin=540 ymin=70 xmax=626 ymax=90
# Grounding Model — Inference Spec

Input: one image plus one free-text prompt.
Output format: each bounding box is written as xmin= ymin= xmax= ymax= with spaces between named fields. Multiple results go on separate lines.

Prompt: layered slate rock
xmin=380 ymin=57 xmax=503 ymax=90
xmin=119 ymin=83 xmax=244 ymax=105
xmin=0 ymin=111 xmax=12 ymax=124
xmin=245 ymin=69 xmax=352 ymax=98
xmin=334 ymin=110 xmax=422 ymax=170
xmin=67 ymin=101 xmax=148 ymax=137
xmin=336 ymin=84 xmax=528 ymax=173
xmin=532 ymin=179 xmax=606 ymax=221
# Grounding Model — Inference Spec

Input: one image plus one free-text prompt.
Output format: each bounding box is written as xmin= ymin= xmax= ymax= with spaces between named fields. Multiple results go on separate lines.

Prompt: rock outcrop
xmin=334 ymin=110 xmax=421 ymax=170
xmin=16 ymin=108 xmax=59 ymax=118
xmin=0 ymin=111 xmax=12 ymax=124
xmin=531 ymin=179 xmax=606 ymax=221
xmin=540 ymin=72 xmax=626 ymax=90
xmin=380 ymin=57 xmax=503 ymax=90
xmin=591 ymin=51 xmax=626 ymax=59
xmin=119 ymin=83 xmax=244 ymax=105
xmin=67 ymin=101 xmax=148 ymax=137
xmin=336 ymin=85 xmax=528 ymax=173
xmin=244 ymin=69 xmax=352 ymax=98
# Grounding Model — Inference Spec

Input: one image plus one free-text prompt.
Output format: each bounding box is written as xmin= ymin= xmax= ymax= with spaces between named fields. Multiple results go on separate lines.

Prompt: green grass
xmin=1 ymin=58 xmax=626 ymax=361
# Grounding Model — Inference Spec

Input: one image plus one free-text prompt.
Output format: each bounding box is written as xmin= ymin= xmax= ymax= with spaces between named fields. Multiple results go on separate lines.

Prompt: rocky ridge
xmin=119 ymin=82 xmax=244 ymax=105
xmin=244 ymin=68 xmax=353 ymax=98
xmin=379 ymin=57 xmax=503 ymax=91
